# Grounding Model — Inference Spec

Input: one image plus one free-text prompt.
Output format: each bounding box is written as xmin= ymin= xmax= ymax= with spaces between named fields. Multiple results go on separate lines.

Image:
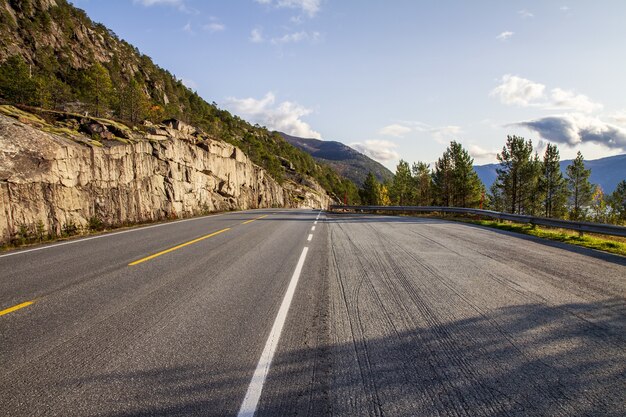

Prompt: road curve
xmin=1 ymin=210 xmax=624 ymax=416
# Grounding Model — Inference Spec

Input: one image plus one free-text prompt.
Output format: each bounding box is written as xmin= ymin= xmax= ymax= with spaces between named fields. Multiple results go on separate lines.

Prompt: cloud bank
xmin=224 ymin=92 xmax=321 ymax=139
xmin=491 ymin=74 xmax=603 ymax=113
xmin=514 ymin=114 xmax=626 ymax=149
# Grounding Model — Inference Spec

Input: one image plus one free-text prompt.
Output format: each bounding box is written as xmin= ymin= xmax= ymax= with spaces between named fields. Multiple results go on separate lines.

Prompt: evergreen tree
xmin=433 ymin=141 xmax=482 ymax=207
xmin=449 ymin=141 xmax=482 ymax=207
xmin=539 ymin=144 xmax=569 ymax=218
xmin=566 ymin=151 xmax=594 ymax=220
xmin=118 ymin=78 xmax=148 ymax=123
xmin=360 ymin=172 xmax=381 ymax=205
xmin=79 ymin=63 xmax=113 ymax=117
xmin=608 ymin=180 xmax=626 ymax=223
xmin=390 ymin=160 xmax=413 ymax=205
xmin=0 ymin=55 xmax=37 ymax=104
xmin=432 ymin=149 xmax=453 ymax=206
xmin=412 ymin=162 xmax=432 ymax=206
xmin=494 ymin=135 xmax=535 ymax=214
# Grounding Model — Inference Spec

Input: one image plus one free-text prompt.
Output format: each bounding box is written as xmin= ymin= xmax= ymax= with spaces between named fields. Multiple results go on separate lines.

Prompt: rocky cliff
xmin=0 ymin=108 xmax=330 ymax=244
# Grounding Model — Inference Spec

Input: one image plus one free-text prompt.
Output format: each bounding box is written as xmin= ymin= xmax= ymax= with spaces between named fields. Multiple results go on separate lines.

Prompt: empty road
xmin=1 ymin=210 xmax=624 ymax=416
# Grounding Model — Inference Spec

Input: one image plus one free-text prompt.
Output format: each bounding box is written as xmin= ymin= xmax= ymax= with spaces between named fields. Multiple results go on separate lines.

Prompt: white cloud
xmin=491 ymin=74 xmax=603 ymax=114
xmin=549 ymin=88 xmax=603 ymax=113
xmin=224 ymin=92 xmax=321 ymax=139
xmin=514 ymin=113 xmax=626 ymax=149
xmin=490 ymin=75 xmax=546 ymax=106
xmin=610 ymin=110 xmax=626 ymax=126
xmin=256 ymin=0 xmax=321 ymax=17
xmin=203 ymin=22 xmax=225 ymax=33
xmin=496 ymin=31 xmax=514 ymax=41
xmin=182 ymin=21 xmax=192 ymax=34
xmin=379 ymin=123 xmax=412 ymax=137
xmin=271 ymin=30 xmax=320 ymax=45
xmin=350 ymin=140 xmax=400 ymax=162
xmin=250 ymin=28 xmax=264 ymax=43
xmin=518 ymin=9 xmax=534 ymax=18
xmin=469 ymin=144 xmax=498 ymax=161
xmin=560 ymin=6 xmax=570 ymax=12
xmin=430 ymin=125 xmax=462 ymax=144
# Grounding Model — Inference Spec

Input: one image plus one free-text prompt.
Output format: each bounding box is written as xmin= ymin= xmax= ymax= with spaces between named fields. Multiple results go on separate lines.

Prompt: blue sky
xmin=72 ymin=0 xmax=626 ymax=169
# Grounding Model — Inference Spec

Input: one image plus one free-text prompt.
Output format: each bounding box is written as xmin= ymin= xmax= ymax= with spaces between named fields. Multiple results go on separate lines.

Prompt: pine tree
xmin=0 ymin=55 xmax=37 ymax=104
xmin=390 ymin=160 xmax=413 ymax=205
xmin=449 ymin=141 xmax=482 ymax=207
xmin=433 ymin=141 xmax=483 ymax=207
xmin=494 ymin=135 xmax=535 ymax=214
xmin=608 ymin=180 xmax=626 ymax=223
xmin=118 ymin=78 xmax=148 ymax=123
xmin=566 ymin=151 xmax=594 ymax=220
xmin=360 ymin=172 xmax=381 ymax=205
xmin=80 ymin=63 xmax=113 ymax=117
xmin=539 ymin=144 xmax=569 ymax=218
xmin=432 ymin=149 xmax=453 ymax=206
xmin=412 ymin=162 xmax=432 ymax=206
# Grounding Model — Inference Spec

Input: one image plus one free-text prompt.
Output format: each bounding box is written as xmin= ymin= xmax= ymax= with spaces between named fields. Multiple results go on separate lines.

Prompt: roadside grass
xmin=453 ymin=217 xmax=626 ymax=257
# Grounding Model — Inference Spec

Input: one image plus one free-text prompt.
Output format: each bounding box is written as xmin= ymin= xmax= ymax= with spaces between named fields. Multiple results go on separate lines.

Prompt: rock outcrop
xmin=0 ymin=113 xmax=330 ymax=244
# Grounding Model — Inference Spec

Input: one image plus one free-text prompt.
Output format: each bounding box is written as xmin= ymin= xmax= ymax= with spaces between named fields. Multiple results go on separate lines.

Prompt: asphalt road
xmin=1 ymin=210 xmax=624 ymax=416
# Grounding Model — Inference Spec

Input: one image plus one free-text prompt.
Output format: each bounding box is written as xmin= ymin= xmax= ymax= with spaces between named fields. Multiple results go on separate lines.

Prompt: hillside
xmin=0 ymin=0 xmax=359 ymax=203
xmin=280 ymin=133 xmax=394 ymax=186
xmin=475 ymin=153 xmax=626 ymax=193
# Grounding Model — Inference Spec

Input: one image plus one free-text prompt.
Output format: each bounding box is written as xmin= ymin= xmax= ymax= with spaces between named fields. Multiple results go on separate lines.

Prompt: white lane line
xmin=0 ymin=209 xmax=262 ymax=259
xmin=311 ymin=226 xmax=316 ymax=231
xmin=238 ymin=246 xmax=309 ymax=417
xmin=307 ymin=234 xmax=313 ymax=242
xmin=314 ymin=221 xmax=318 ymax=225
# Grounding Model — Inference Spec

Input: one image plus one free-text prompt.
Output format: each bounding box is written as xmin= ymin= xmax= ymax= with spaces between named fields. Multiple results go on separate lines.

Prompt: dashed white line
xmin=237 ymin=246 xmax=309 ymax=417
xmin=307 ymin=234 xmax=313 ymax=241
xmin=314 ymin=221 xmax=318 ymax=225
xmin=311 ymin=226 xmax=316 ymax=231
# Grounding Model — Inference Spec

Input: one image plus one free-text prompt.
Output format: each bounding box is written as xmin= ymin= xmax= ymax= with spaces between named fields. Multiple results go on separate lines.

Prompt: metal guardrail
xmin=328 ymin=205 xmax=626 ymax=238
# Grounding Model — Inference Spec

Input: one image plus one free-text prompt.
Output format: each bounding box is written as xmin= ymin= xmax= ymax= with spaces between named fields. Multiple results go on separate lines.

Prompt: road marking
xmin=314 ymin=221 xmax=317 ymax=225
xmin=307 ymin=234 xmax=313 ymax=241
xmin=0 ymin=209 xmax=269 ymax=259
xmin=311 ymin=226 xmax=316 ymax=231
xmin=0 ymin=300 xmax=34 ymax=317
xmin=241 ymin=214 xmax=269 ymax=225
xmin=238 ymin=246 xmax=309 ymax=417
xmin=128 ymin=228 xmax=230 ymax=266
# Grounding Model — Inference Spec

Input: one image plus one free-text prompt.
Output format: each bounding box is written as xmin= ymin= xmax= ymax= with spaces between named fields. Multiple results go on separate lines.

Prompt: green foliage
xmin=539 ymin=144 xmax=569 ymax=218
xmin=566 ymin=151 xmax=594 ymax=221
xmin=494 ymin=135 xmax=538 ymax=214
xmin=87 ymin=216 xmax=105 ymax=231
xmin=432 ymin=141 xmax=482 ymax=207
xmin=412 ymin=162 xmax=432 ymax=206
xmin=465 ymin=219 xmax=626 ymax=257
xmin=360 ymin=172 xmax=381 ymax=205
xmin=608 ymin=180 xmax=626 ymax=224
xmin=390 ymin=160 xmax=413 ymax=205
xmin=62 ymin=220 xmax=79 ymax=237
xmin=0 ymin=0 xmax=359 ymax=200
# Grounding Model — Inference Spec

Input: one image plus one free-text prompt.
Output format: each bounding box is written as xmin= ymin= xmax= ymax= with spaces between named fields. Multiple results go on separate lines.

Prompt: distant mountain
xmin=280 ymin=133 xmax=394 ymax=186
xmin=475 ymin=154 xmax=626 ymax=193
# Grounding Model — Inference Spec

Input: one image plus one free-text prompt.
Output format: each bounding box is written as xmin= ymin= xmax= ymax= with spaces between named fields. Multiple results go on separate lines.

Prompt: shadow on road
xmin=70 ymin=298 xmax=625 ymax=417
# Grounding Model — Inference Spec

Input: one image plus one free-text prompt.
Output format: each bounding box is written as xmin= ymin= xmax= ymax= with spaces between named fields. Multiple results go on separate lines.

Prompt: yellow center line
xmin=0 ymin=300 xmax=34 ymax=317
xmin=241 ymin=214 xmax=269 ymax=225
xmin=128 ymin=228 xmax=230 ymax=266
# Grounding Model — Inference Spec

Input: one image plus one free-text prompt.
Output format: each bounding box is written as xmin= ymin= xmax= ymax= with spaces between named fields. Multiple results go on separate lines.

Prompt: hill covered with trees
xmin=0 ymin=0 xmax=359 ymax=203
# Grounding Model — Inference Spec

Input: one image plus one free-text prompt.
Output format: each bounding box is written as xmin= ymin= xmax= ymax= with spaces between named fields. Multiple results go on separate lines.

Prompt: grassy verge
xmin=453 ymin=217 xmax=626 ymax=257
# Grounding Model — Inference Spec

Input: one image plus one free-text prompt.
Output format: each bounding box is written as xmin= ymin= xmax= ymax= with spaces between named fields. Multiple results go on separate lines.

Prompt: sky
xmin=71 ymin=0 xmax=626 ymax=170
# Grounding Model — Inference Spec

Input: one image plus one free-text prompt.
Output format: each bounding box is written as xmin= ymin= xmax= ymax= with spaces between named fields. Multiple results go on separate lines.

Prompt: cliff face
xmin=0 ymin=113 xmax=329 ymax=244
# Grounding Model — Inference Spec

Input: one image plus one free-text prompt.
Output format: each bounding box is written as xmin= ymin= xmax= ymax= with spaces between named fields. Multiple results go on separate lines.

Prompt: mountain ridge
xmin=279 ymin=132 xmax=394 ymax=186
xmin=474 ymin=153 xmax=626 ymax=193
